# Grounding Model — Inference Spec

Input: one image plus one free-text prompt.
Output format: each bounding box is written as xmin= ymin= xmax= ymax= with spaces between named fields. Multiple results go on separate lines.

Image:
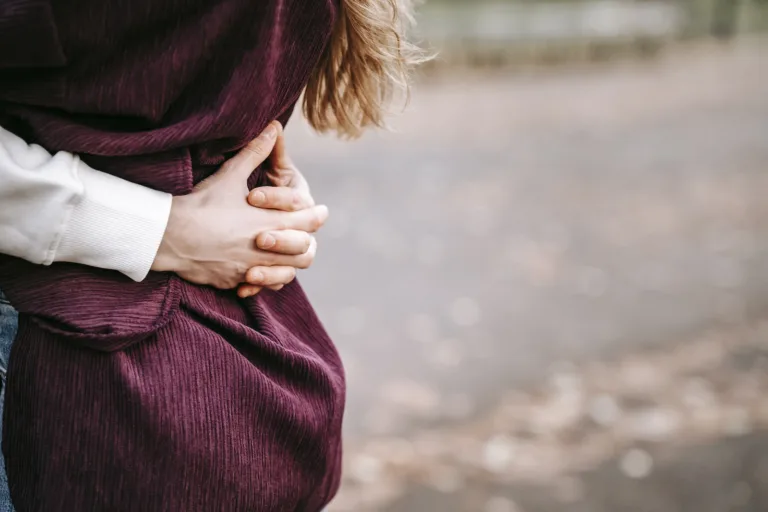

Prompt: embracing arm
xmin=0 ymin=124 xmax=171 ymax=282
xmin=0 ymin=122 xmax=327 ymax=294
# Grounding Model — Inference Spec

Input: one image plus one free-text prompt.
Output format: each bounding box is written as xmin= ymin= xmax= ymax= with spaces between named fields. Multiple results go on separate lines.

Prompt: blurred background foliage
xmin=414 ymin=0 xmax=768 ymax=68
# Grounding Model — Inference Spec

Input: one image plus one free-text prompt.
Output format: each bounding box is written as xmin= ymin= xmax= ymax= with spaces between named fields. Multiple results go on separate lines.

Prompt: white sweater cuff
xmin=54 ymin=160 xmax=172 ymax=282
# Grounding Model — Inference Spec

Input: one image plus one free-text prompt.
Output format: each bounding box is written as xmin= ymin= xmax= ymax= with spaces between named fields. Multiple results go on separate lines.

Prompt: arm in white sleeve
xmin=0 ymin=125 xmax=172 ymax=282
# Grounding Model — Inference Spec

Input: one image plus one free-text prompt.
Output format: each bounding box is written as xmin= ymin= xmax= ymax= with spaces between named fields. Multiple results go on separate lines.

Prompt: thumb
xmin=210 ymin=121 xmax=282 ymax=185
xmin=267 ymin=133 xmax=298 ymax=188
xmin=270 ymin=129 xmax=292 ymax=170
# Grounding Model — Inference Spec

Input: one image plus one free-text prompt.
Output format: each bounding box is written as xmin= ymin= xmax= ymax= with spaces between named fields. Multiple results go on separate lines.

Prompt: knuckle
xmin=291 ymin=191 xmax=303 ymax=210
xmin=298 ymin=190 xmax=314 ymax=207
xmin=298 ymin=253 xmax=313 ymax=269
xmin=275 ymin=189 xmax=290 ymax=210
xmin=271 ymin=189 xmax=285 ymax=208
xmin=258 ymin=268 xmax=274 ymax=283
xmin=265 ymin=211 xmax=287 ymax=231
xmin=244 ymin=140 xmax=267 ymax=157
xmin=309 ymin=212 xmax=321 ymax=231
xmin=260 ymin=251 xmax=277 ymax=265
xmin=216 ymin=279 xmax=236 ymax=290
xmin=247 ymin=270 xmax=263 ymax=284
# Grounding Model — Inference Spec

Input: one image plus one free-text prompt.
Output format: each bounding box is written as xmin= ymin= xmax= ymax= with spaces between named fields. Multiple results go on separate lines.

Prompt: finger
xmin=267 ymin=284 xmax=285 ymax=292
xmin=248 ymin=186 xmax=313 ymax=212
xmin=244 ymin=266 xmax=297 ymax=287
xmin=277 ymin=205 xmax=329 ymax=233
xmin=291 ymin=171 xmax=312 ymax=199
xmin=264 ymin=236 xmax=317 ymax=269
xmin=268 ymin=166 xmax=313 ymax=196
xmin=269 ymin=130 xmax=292 ymax=169
xmin=266 ymin=169 xmax=315 ymax=207
xmin=256 ymin=230 xmax=312 ymax=255
xmin=267 ymin=132 xmax=311 ymax=196
xmin=219 ymin=121 xmax=282 ymax=182
xmin=237 ymin=284 xmax=263 ymax=299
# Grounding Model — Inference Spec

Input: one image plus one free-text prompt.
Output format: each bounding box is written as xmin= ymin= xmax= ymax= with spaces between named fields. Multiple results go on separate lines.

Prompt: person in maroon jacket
xmin=0 ymin=0 xmax=424 ymax=510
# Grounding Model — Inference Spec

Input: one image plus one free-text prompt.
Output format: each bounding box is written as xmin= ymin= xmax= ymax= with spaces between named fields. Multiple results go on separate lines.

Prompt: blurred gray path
xmin=285 ymin=38 xmax=768 ymax=511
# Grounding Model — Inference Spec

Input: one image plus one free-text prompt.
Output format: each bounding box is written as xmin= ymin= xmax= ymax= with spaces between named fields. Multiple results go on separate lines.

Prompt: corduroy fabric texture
xmin=0 ymin=1 xmax=345 ymax=510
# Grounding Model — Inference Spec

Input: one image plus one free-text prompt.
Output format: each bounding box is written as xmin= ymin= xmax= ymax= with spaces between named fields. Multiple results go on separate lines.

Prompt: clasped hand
xmin=152 ymin=121 xmax=326 ymax=298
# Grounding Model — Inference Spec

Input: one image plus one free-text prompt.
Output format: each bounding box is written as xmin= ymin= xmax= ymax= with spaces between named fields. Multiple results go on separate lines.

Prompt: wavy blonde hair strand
xmin=303 ymin=0 xmax=429 ymax=139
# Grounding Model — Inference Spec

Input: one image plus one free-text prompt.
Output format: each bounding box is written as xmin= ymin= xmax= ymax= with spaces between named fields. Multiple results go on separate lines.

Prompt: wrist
xmin=151 ymin=195 xmax=192 ymax=273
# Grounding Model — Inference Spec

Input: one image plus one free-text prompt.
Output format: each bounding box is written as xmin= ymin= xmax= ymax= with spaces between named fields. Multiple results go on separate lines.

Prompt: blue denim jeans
xmin=0 ymin=291 xmax=16 ymax=512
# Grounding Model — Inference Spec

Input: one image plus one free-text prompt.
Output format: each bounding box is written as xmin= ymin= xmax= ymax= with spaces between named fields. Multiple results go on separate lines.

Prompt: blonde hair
xmin=303 ymin=0 xmax=428 ymax=139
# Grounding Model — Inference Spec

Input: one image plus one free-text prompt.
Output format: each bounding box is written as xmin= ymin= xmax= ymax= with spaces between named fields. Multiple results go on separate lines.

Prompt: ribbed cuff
xmin=54 ymin=159 xmax=172 ymax=282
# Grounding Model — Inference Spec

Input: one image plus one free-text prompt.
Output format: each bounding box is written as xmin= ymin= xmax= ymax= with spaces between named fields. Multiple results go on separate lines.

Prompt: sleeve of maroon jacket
xmin=0 ymin=1 xmax=179 ymax=350
xmin=0 ymin=1 xmax=173 ymax=282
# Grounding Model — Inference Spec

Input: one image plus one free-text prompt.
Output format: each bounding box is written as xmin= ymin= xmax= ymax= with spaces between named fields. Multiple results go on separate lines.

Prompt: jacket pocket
xmin=0 ymin=257 xmax=181 ymax=353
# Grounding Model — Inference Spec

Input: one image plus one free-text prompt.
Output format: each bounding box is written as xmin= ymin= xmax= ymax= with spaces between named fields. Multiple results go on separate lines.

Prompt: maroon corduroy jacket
xmin=0 ymin=1 xmax=345 ymax=510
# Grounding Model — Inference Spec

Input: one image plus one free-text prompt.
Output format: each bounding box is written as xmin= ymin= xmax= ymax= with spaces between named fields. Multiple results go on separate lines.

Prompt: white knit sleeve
xmin=0 ymin=125 xmax=171 ymax=282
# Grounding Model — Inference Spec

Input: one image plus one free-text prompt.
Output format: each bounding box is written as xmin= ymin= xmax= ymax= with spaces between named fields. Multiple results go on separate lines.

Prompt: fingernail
xmin=260 ymin=233 xmax=276 ymax=249
xmin=250 ymin=190 xmax=267 ymax=205
xmin=259 ymin=123 xmax=278 ymax=141
xmin=317 ymin=205 xmax=329 ymax=222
